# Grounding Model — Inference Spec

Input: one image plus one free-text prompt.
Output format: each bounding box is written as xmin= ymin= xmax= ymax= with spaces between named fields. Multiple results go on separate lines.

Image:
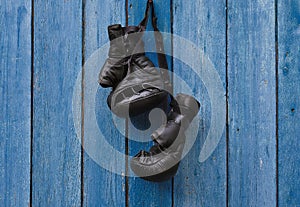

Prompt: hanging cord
xmin=126 ymin=0 xmax=129 ymax=26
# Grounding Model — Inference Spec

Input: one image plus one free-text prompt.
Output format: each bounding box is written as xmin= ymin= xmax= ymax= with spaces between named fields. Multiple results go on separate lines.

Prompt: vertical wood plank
xmin=32 ymin=1 xmax=82 ymax=206
xmin=83 ymin=0 xmax=126 ymax=206
xmin=0 ymin=1 xmax=31 ymax=206
xmin=127 ymin=0 xmax=173 ymax=206
xmin=172 ymin=1 xmax=227 ymax=206
xmin=227 ymin=1 xmax=276 ymax=206
xmin=278 ymin=0 xmax=300 ymax=206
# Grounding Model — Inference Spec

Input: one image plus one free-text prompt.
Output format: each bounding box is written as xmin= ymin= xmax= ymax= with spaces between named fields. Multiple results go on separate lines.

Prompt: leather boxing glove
xmin=98 ymin=24 xmax=128 ymax=88
xmin=130 ymin=93 xmax=200 ymax=182
xmin=106 ymin=28 xmax=168 ymax=117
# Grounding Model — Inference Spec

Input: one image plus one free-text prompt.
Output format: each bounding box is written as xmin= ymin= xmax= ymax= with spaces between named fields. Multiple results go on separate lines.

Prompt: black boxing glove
xmin=130 ymin=93 xmax=200 ymax=182
xmin=98 ymin=24 xmax=128 ymax=88
xmin=106 ymin=29 xmax=168 ymax=117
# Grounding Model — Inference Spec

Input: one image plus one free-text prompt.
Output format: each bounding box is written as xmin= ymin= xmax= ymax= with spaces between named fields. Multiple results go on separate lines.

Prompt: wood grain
xmin=1 ymin=1 xmax=300 ymax=206
xmin=32 ymin=1 xmax=82 ymax=206
xmin=0 ymin=1 xmax=31 ymax=206
xmin=278 ymin=0 xmax=300 ymax=206
xmin=83 ymin=0 xmax=126 ymax=206
xmin=172 ymin=0 xmax=227 ymax=206
xmin=227 ymin=0 xmax=277 ymax=206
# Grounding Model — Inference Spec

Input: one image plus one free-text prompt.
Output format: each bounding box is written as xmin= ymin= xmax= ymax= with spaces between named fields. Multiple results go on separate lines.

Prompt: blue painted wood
xmin=172 ymin=0 xmax=227 ymax=206
xmin=227 ymin=1 xmax=276 ymax=206
xmin=1 ymin=1 xmax=299 ymax=206
xmin=278 ymin=0 xmax=300 ymax=206
xmin=83 ymin=0 xmax=126 ymax=206
xmin=0 ymin=1 xmax=31 ymax=206
xmin=32 ymin=1 xmax=82 ymax=206
xmin=127 ymin=0 xmax=173 ymax=206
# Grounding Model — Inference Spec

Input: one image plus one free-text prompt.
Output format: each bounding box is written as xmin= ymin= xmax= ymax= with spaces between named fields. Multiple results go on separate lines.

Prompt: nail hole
xmin=237 ymin=128 xmax=240 ymax=132
xmin=291 ymin=108 xmax=295 ymax=112
xmin=130 ymin=4 xmax=133 ymax=9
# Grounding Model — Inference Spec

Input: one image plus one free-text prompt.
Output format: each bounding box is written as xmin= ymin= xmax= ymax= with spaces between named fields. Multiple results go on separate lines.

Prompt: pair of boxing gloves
xmin=99 ymin=24 xmax=200 ymax=182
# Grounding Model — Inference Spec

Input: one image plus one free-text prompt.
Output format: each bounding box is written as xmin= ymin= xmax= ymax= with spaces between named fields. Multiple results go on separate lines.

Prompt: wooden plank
xmin=278 ymin=0 xmax=300 ymax=206
xmin=32 ymin=1 xmax=82 ymax=206
xmin=127 ymin=0 xmax=173 ymax=206
xmin=83 ymin=1 xmax=126 ymax=206
xmin=172 ymin=0 xmax=227 ymax=206
xmin=227 ymin=1 xmax=276 ymax=206
xmin=0 ymin=1 xmax=31 ymax=206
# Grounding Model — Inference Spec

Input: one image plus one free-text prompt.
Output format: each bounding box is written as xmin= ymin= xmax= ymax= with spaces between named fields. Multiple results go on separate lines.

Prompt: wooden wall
xmin=0 ymin=0 xmax=299 ymax=206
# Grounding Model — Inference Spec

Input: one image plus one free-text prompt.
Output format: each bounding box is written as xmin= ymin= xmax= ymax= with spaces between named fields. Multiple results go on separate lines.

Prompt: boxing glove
xmin=130 ymin=93 xmax=200 ymax=182
xmin=106 ymin=28 xmax=168 ymax=117
xmin=98 ymin=24 xmax=128 ymax=88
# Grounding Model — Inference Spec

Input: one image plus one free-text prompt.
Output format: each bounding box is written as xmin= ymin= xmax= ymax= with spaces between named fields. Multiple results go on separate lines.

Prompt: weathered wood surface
xmin=278 ymin=0 xmax=300 ymax=206
xmin=0 ymin=0 xmax=300 ymax=206
xmin=0 ymin=1 xmax=31 ymax=206
xmin=227 ymin=0 xmax=277 ymax=206
xmin=83 ymin=0 xmax=126 ymax=206
xmin=172 ymin=0 xmax=227 ymax=206
xmin=32 ymin=1 xmax=82 ymax=206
